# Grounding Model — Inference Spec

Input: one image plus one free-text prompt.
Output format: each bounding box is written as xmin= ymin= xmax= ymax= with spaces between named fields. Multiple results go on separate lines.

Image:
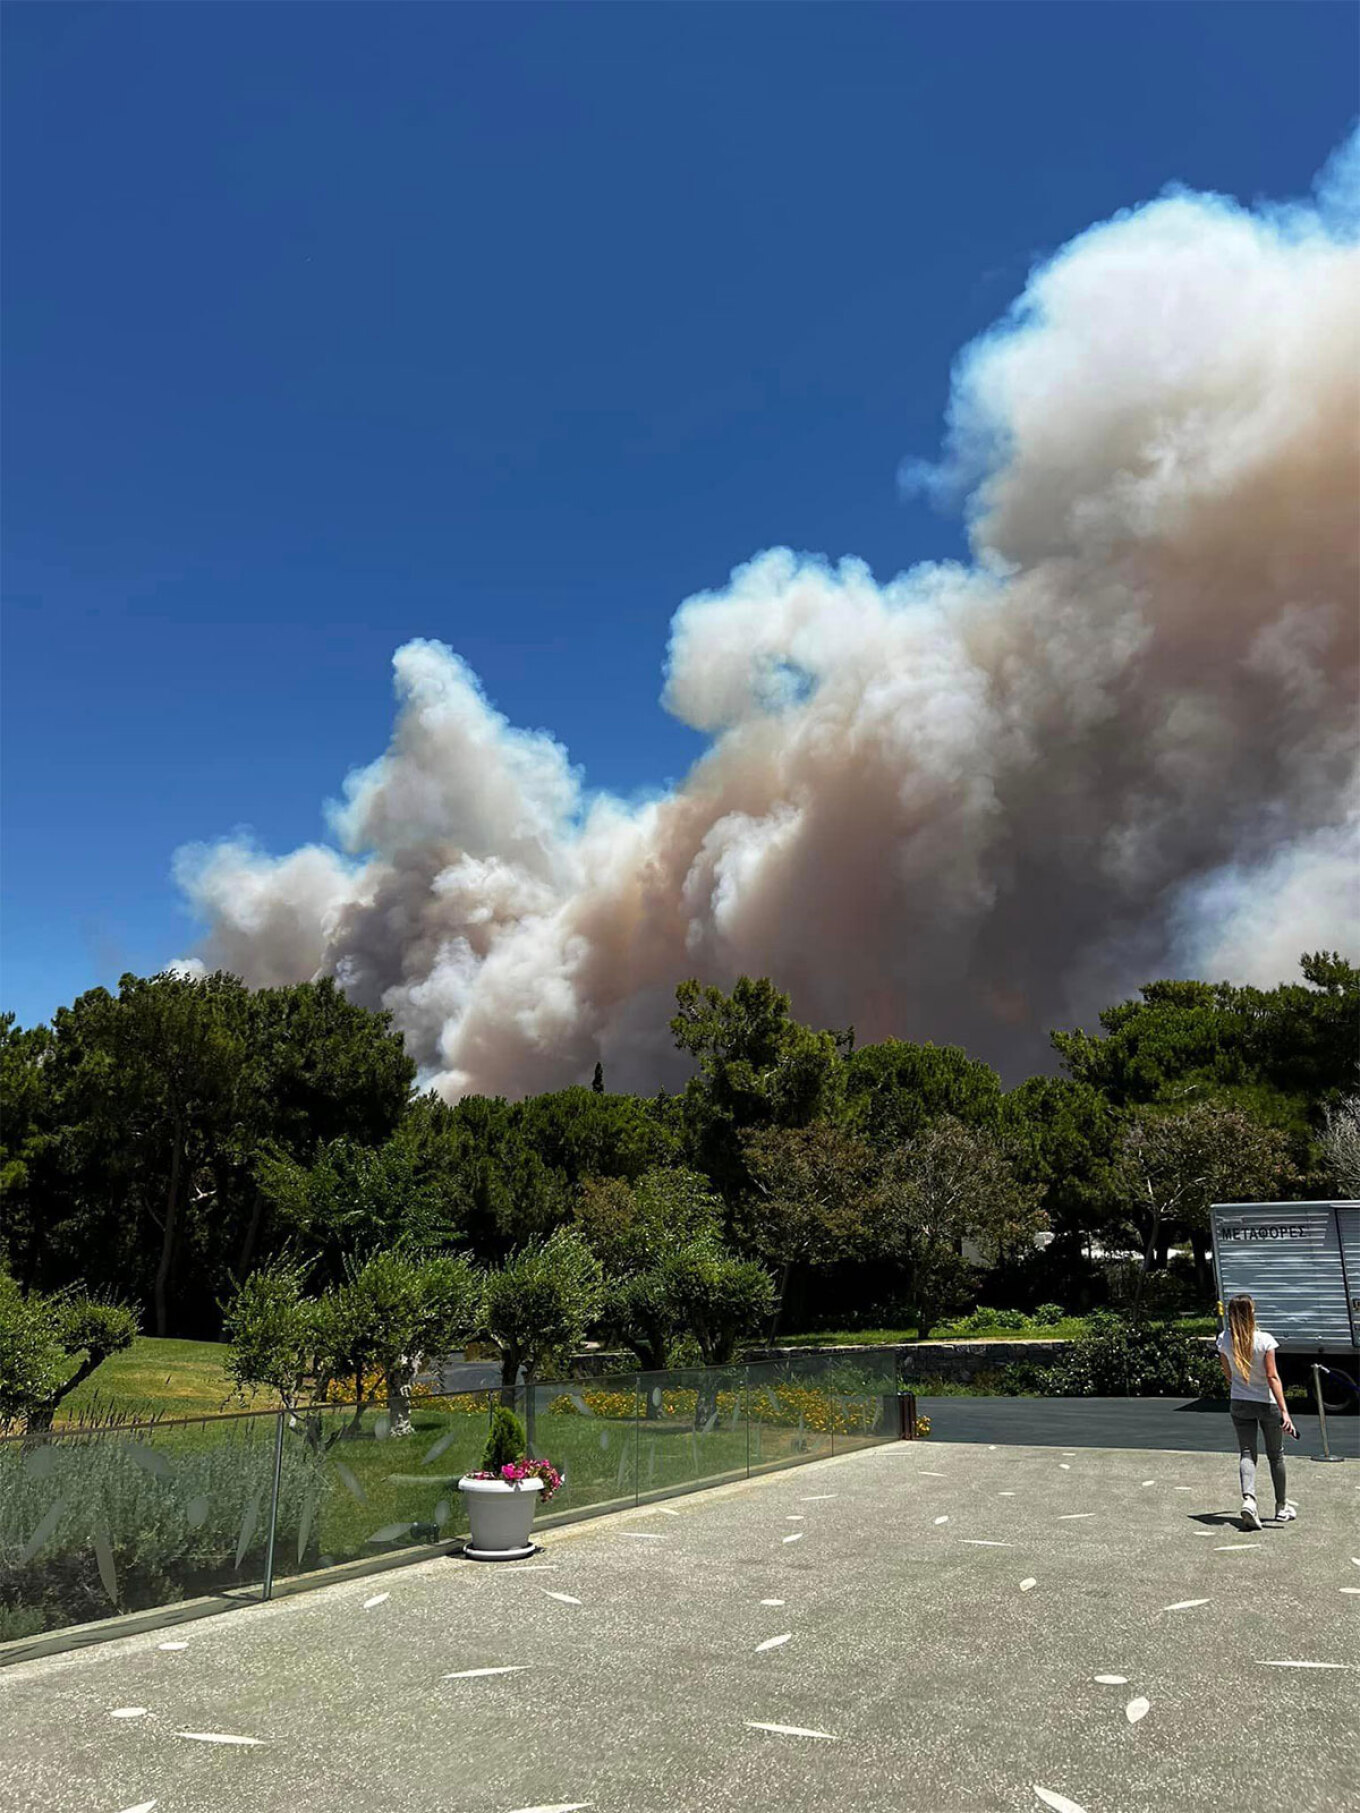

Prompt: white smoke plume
xmin=176 ymin=143 xmax=1360 ymax=1098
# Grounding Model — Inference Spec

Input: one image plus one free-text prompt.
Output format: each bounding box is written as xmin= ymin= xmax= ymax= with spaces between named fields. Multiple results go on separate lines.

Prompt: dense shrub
xmin=1031 ymin=1303 xmax=1065 ymax=1327
xmin=1038 ymin=1312 xmax=1217 ymax=1397
xmin=481 ymin=1407 xmax=527 ymax=1472
xmin=946 ymin=1306 xmax=1030 ymax=1334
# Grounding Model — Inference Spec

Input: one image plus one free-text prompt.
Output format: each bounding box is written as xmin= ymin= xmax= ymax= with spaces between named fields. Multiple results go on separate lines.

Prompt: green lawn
xmin=58 ymin=1317 xmax=1223 ymax=1428
xmin=57 ymin=1337 xmax=276 ymax=1425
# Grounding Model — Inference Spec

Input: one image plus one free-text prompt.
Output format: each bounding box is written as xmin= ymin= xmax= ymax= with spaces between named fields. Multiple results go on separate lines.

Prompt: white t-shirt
xmin=1216 ymin=1328 xmax=1278 ymax=1403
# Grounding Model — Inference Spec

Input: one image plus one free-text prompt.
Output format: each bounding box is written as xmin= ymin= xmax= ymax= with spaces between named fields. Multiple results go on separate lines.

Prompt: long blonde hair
xmin=1226 ymin=1294 xmax=1257 ymax=1382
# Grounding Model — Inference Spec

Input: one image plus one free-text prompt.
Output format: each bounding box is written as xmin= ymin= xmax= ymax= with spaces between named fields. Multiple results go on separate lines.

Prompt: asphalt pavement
xmin=1 ymin=1433 xmax=1356 ymax=1813
xmin=916 ymin=1394 xmax=1360 ymax=1455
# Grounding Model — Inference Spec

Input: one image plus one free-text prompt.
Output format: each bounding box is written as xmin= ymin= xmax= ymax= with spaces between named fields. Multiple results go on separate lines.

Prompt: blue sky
xmin=3 ymin=2 xmax=1356 ymax=1030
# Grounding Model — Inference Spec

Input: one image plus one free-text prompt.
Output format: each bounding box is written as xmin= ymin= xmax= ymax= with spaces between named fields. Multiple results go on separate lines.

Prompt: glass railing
xmin=1 ymin=1354 xmax=902 ymax=1658
xmin=0 ymin=1410 xmax=298 ymax=1648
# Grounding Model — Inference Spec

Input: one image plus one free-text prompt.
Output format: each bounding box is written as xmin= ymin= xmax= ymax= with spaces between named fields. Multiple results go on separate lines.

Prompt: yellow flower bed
xmin=319 ymin=1372 xmax=438 ymax=1410
xmin=547 ymin=1383 xmax=880 ymax=1435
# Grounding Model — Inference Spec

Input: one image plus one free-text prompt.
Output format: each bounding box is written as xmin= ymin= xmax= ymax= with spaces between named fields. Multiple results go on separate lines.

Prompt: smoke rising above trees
xmin=176 ymin=144 xmax=1359 ymax=1100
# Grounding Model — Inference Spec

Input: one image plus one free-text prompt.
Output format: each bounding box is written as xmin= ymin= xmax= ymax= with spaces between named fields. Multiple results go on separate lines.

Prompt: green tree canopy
xmin=1052 ymin=953 xmax=1357 ymax=1135
xmin=0 ymin=1268 xmax=138 ymax=1432
xmin=575 ymin=1168 xmax=728 ymax=1371
xmin=659 ymin=1245 xmax=776 ymax=1367
xmin=872 ymin=1116 xmax=1046 ymax=1339
xmin=340 ymin=1249 xmax=480 ymax=1435
xmin=842 ymin=1039 xmax=1002 ymax=1149
xmin=670 ymin=976 xmax=846 ymax=1202
xmin=3 ymin=972 xmax=417 ymax=1338
xmin=256 ymin=1135 xmax=460 ymax=1280
xmin=1001 ymin=1074 xmax=1122 ymax=1247
xmin=1114 ymin=1101 xmax=1296 ymax=1311
xmin=479 ymin=1228 xmax=606 ymax=1401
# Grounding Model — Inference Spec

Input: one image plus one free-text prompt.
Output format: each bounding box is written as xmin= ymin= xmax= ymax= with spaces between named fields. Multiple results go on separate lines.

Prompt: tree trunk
xmin=499 ymin=1349 xmax=519 ymax=1409
xmin=387 ymin=1356 xmax=416 ymax=1438
xmin=28 ymin=1352 xmax=108 ymax=1432
xmin=154 ymin=1118 xmax=185 ymax=1338
xmin=1130 ymin=1205 xmax=1162 ymax=1321
xmin=768 ymin=1262 xmax=792 ymax=1342
xmin=235 ymin=1186 xmax=266 ymax=1280
xmin=1189 ymin=1229 xmax=1214 ymax=1300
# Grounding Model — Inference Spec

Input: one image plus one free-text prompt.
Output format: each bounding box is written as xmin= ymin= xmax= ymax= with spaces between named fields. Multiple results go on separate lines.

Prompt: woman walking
xmin=1217 ymin=1293 xmax=1297 ymax=1531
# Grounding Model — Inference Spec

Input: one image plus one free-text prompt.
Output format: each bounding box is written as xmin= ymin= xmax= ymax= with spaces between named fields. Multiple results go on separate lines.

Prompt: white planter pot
xmin=458 ymin=1476 xmax=545 ymax=1560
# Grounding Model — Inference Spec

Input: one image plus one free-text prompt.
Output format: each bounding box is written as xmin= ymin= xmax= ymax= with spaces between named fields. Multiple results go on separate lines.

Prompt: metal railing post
xmin=744 ymin=1363 xmax=751 ymax=1477
xmin=261 ymin=1409 xmax=286 ymax=1600
xmin=1310 ymin=1364 xmax=1346 ymax=1463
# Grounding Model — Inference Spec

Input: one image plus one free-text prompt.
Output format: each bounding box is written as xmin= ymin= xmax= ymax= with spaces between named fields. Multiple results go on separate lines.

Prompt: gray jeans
xmin=1231 ymin=1401 xmax=1287 ymax=1507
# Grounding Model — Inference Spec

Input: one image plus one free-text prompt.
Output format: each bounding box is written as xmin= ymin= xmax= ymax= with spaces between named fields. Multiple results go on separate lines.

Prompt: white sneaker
xmin=1274 ymin=1502 xmax=1298 ymax=1522
xmin=1241 ymin=1496 xmax=1262 ymax=1531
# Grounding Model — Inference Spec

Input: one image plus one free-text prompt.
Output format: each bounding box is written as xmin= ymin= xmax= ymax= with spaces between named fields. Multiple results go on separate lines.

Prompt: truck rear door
xmin=1338 ymin=1204 xmax=1360 ymax=1346
xmin=1212 ymin=1202 xmax=1355 ymax=1351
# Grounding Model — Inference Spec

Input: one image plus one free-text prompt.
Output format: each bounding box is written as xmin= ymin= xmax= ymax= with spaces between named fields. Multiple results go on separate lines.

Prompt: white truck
xmin=1210 ymin=1200 xmax=1360 ymax=1409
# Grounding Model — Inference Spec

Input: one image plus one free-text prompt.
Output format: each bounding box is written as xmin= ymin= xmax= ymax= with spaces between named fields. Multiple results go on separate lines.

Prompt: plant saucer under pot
xmin=457 ymin=1473 xmax=545 ymax=1560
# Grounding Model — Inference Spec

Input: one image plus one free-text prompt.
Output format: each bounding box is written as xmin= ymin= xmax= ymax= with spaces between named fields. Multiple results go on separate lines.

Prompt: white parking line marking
xmin=443 ymin=1666 xmax=531 ymax=1679
xmin=175 ymin=1732 xmax=265 ymax=1746
xmin=1034 ymin=1787 xmax=1088 ymax=1813
xmin=746 ymin=1721 xmax=840 ymax=1740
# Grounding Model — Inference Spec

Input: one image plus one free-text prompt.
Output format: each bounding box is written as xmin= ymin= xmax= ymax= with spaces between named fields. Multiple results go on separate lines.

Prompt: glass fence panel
xmin=272 ymin=1391 xmax=500 ymax=1583
xmin=630 ymin=1364 xmax=749 ymax=1499
xmin=819 ymin=1349 xmax=901 ymax=1453
xmin=526 ymin=1378 xmax=638 ymax=1521
xmin=744 ymin=1358 xmax=837 ymax=1472
xmin=3 ymin=1352 xmax=904 ymax=1655
xmin=1 ymin=1413 xmax=282 ymax=1643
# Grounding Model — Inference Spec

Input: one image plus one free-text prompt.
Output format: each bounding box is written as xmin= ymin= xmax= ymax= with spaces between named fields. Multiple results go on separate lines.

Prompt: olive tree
xmin=479 ymin=1228 xmax=605 ymax=1404
xmin=0 ymin=1268 xmax=138 ymax=1432
xmin=342 ymin=1251 xmax=480 ymax=1436
xmin=224 ymin=1251 xmax=478 ymax=1446
xmin=575 ymin=1168 xmax=726 ymax=1373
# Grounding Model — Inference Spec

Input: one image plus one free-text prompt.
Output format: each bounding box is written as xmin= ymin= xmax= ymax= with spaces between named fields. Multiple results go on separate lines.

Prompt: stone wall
xmin=739 ymin=1339 xmax=1069 ymax=1383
